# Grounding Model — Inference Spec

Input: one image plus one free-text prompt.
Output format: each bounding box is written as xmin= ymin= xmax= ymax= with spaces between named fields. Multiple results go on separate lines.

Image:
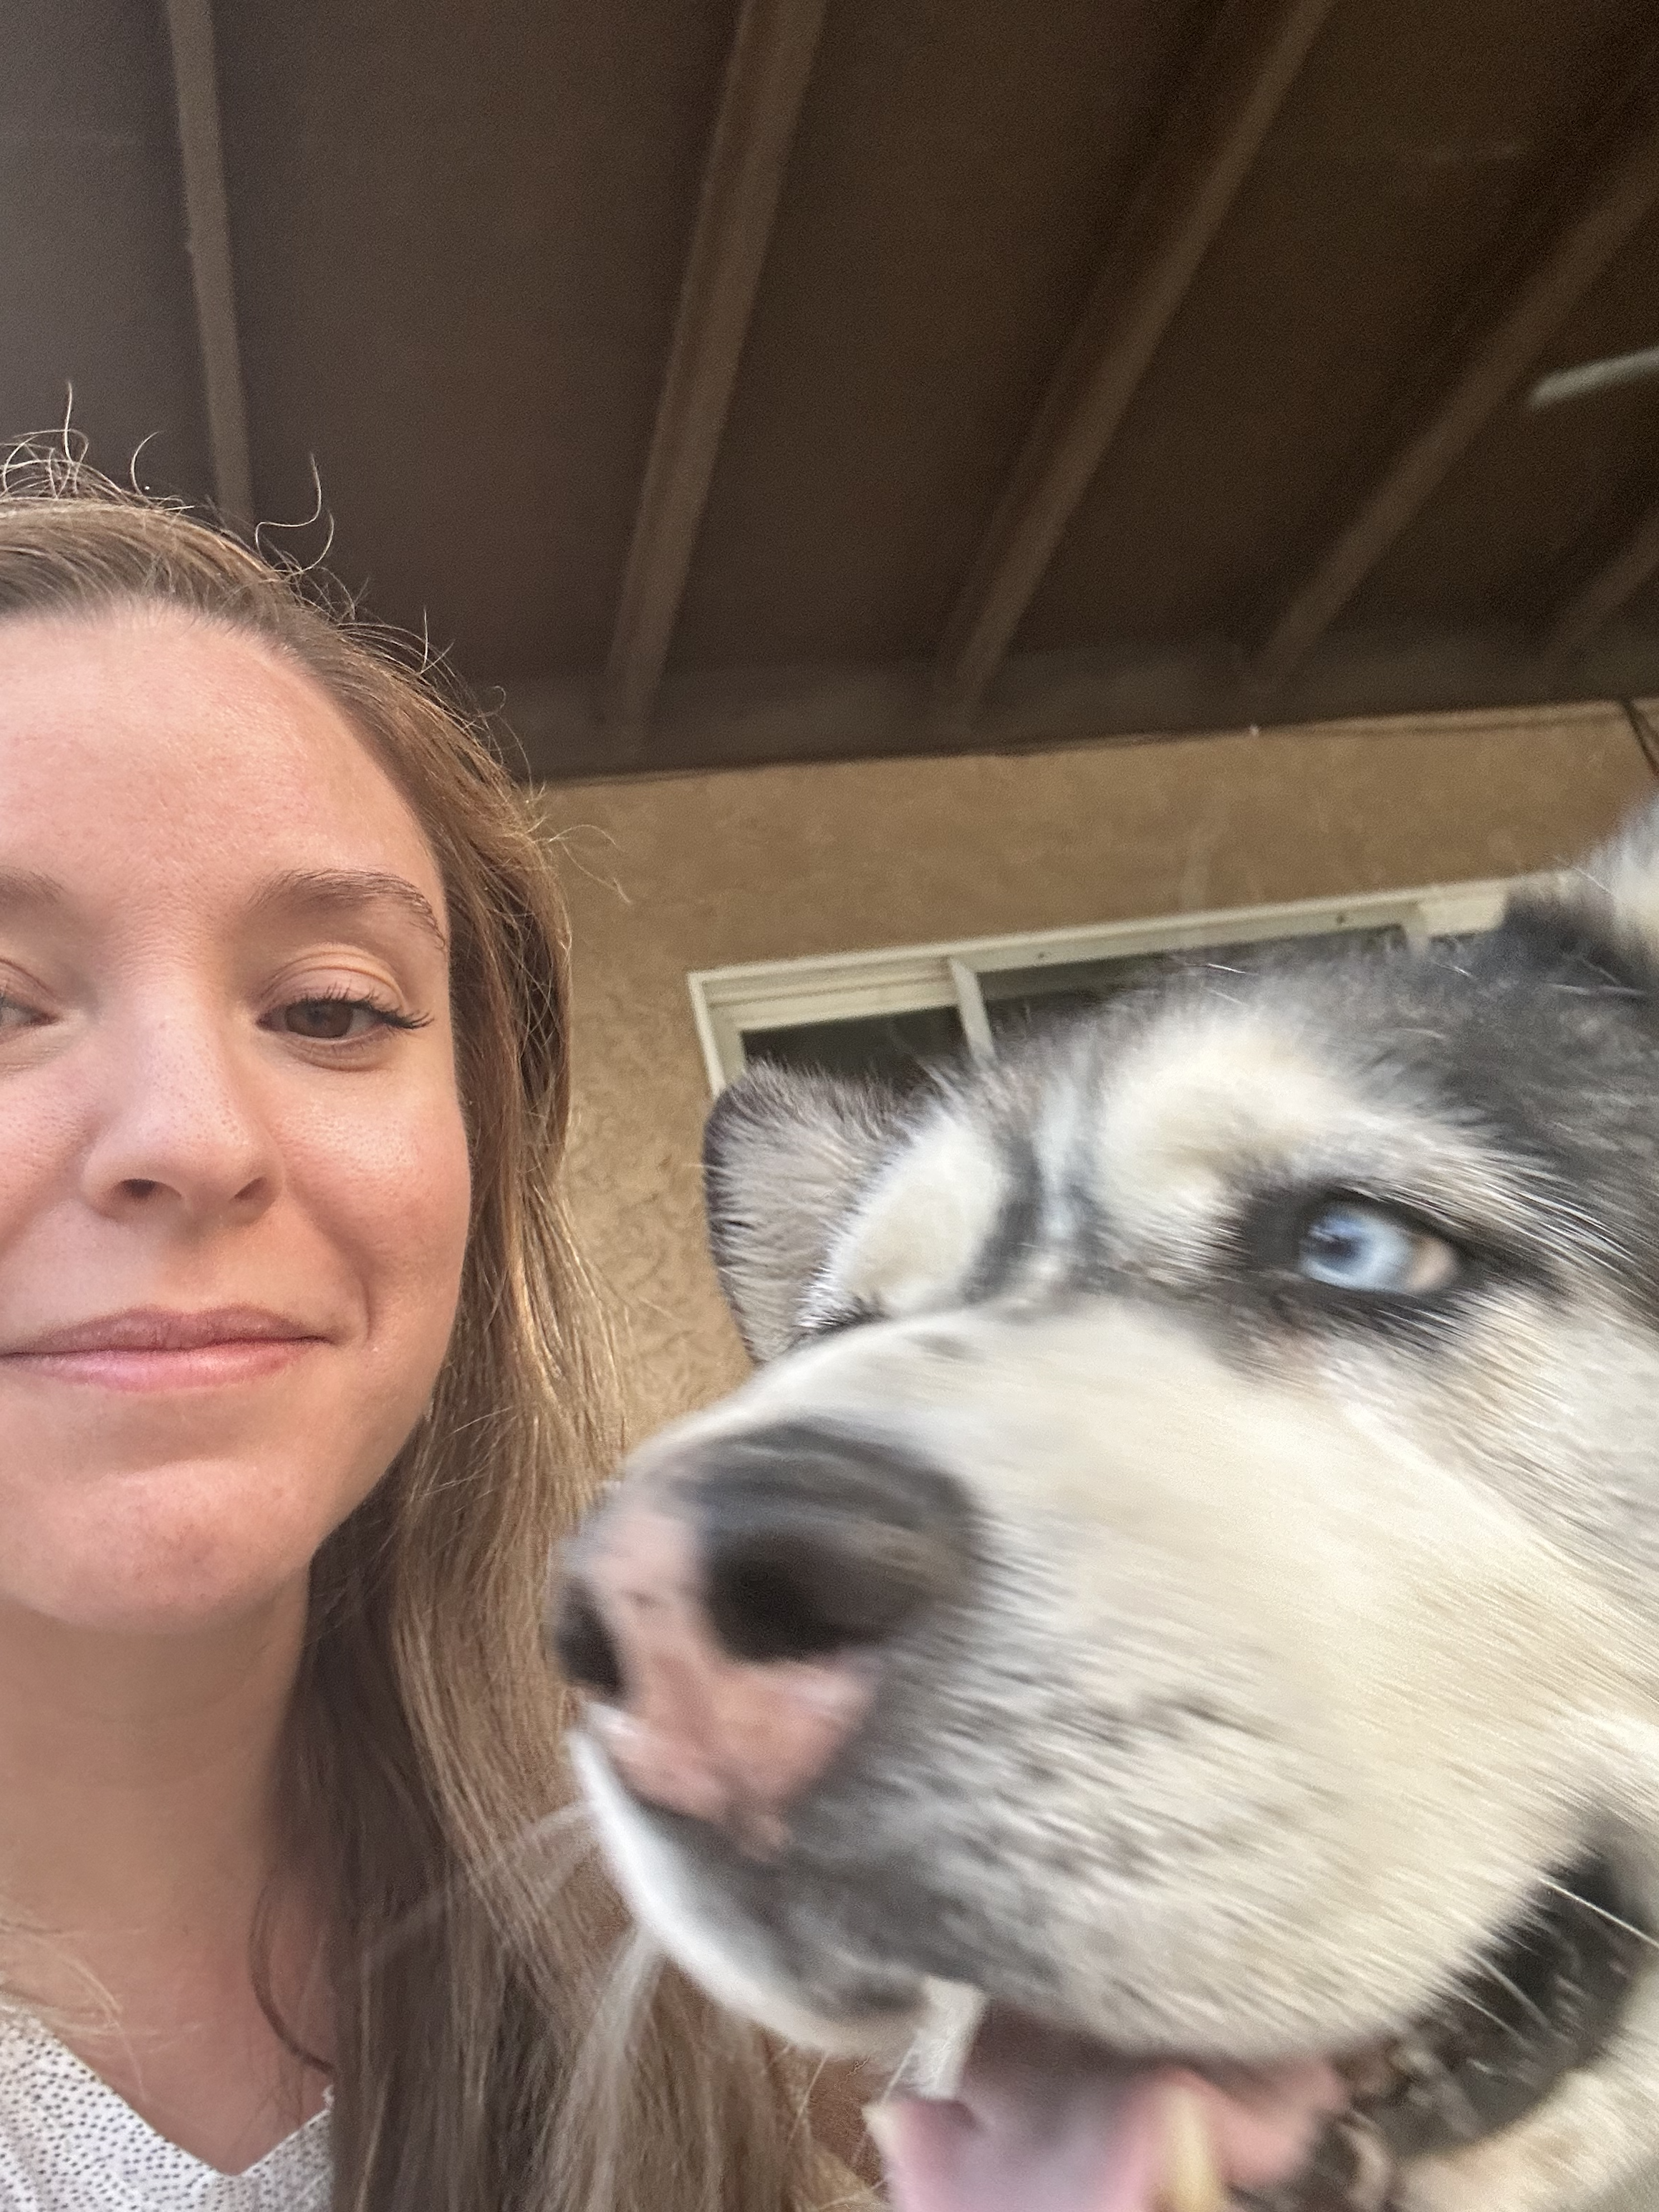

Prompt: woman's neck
xmin=0 ymin=1580 xmax=334 ymax=2171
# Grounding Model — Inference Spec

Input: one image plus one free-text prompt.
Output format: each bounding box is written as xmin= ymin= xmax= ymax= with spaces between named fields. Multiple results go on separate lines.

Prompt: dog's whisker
xmin=1463 ymin=1960 xmax=1556 ymax=2037
xmin=1536 ymin=1877 xmax=1659 ymax=1953
xmin=1448 ymin=1987 xmax=1537 ymax=2044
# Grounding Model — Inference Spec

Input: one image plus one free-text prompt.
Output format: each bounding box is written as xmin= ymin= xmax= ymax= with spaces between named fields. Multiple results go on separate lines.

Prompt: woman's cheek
xmin=307 ymin=1078 xmax=473 ymax=1358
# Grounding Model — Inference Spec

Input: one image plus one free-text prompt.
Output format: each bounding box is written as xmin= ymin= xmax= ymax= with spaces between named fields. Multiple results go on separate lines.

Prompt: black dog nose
xmin=691 ymin=1421 xmax=974 ymax=1663
xmin=550 ymin=1423 xmax=973 ymax=1844
xmin=552 ymin=1420 xmax=973 ymax=1694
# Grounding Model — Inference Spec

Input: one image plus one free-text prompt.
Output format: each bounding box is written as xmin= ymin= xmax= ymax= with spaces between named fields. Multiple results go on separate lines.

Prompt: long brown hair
xmin=0 ymin=448 xmax=865 ymax=2212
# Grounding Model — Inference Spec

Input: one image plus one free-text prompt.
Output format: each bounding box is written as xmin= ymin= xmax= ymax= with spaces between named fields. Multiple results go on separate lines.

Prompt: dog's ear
xmin=1496 ymin=797 xmax=1659 ymax=994
xmin=1581 ymin=795 xmax=1659 ymax=955
xmin=703 ymin=1064 xmax=909 ymax=1362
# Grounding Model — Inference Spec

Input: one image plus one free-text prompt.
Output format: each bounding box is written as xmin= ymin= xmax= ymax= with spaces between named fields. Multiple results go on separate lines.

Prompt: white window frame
xmin=687 ymin=872 xmax=1562 ymax=1095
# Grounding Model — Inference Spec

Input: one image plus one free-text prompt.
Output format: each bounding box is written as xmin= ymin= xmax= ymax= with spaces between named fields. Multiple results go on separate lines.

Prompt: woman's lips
xmin=0 ymin=1307 xmax=328 ymax=1393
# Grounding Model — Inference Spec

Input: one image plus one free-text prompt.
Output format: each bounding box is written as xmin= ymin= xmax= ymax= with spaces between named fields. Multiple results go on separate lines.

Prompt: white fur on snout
xmin=656 ymin=1307 xmax=1629 ymax=2068
xmin=572 ymin=1733 xmax=925 ymax=2060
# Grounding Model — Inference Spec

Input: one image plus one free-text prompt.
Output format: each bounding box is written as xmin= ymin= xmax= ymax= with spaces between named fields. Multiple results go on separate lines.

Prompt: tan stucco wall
xmin=539 ymin=703 xmax=1653 ymax=1444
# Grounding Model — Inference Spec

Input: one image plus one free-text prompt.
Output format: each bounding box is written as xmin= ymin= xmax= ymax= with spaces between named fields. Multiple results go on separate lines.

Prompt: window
xmin=687 ymin=873 xmax=1556 ymax=1093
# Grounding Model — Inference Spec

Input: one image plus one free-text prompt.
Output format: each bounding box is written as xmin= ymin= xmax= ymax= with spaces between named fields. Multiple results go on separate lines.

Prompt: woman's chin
xmin=0 ymin=1453 xmax=379 ymax=1637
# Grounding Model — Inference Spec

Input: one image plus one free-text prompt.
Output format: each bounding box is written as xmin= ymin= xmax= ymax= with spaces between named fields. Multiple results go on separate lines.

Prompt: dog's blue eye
xmin=1297 ymin=1201 xmax=1459 ymax=1295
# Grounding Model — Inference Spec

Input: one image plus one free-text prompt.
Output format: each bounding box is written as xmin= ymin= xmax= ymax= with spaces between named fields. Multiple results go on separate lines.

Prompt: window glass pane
xmin=728 ymin=918 xmax=1476 ymax=1083
xmin=742 ymin=1003 xmax=965 ymax=1086
xmin=981 ymin=925 xmax=1408 ymax=1046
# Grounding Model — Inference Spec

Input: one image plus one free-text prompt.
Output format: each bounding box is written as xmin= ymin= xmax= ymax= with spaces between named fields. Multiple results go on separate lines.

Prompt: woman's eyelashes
xmin=264 ymin=988 xmax=433 ymax=1045
xmin=0 ymin=978 xmax=432 ymax=1049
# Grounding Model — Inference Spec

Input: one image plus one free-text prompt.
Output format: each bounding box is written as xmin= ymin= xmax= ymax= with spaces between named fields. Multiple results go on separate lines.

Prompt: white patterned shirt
xmin=0 ymin=2011 xmax=331 ymax=2211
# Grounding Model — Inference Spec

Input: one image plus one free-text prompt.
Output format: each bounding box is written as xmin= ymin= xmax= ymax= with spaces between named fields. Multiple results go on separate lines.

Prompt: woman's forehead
xmin=0 ymin=606 xmax=446 ymax=916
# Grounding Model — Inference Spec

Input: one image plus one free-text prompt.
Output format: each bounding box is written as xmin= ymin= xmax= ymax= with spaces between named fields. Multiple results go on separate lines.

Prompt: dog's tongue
xmin=873 ymin=2006 xmax=1347 ymax=2212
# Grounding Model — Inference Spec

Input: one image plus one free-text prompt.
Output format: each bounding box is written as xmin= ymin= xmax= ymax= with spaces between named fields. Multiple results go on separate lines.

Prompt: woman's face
xmin=0 ymin=607 xmax=473 ymax=1634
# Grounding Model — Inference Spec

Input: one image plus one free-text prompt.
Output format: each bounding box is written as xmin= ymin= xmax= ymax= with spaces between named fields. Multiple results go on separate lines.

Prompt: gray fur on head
xmin=703 ymin=1062 xmax=908 ymax=1360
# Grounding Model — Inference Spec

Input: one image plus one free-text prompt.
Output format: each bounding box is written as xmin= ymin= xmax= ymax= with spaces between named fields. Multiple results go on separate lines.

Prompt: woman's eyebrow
xmin=0 ymin=867 xmax=68 ymax=918
xmin=250 ymin=868 xmax=449 ymax=955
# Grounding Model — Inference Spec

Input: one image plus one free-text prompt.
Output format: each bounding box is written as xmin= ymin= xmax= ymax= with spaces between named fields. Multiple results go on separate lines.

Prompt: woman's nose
xmin=79 ymin=1001 xmax=280 ymax=1224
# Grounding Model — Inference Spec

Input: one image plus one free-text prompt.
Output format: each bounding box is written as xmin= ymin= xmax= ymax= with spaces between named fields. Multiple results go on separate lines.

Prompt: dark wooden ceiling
xmin=12 ymin=0 xmax=1659 ymax=777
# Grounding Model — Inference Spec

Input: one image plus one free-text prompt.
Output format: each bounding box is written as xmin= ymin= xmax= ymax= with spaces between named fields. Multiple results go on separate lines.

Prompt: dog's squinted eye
xmin=1296 ymin=1200 xmax=1460 ymax=1297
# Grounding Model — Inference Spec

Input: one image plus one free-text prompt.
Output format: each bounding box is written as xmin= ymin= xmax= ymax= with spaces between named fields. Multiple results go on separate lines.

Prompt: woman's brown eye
xmin=283 ymin=997 xmax=372 ymax=1040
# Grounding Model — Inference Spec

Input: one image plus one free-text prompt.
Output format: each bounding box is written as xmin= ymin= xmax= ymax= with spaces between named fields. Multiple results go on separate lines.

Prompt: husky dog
xmin=553 ymin=807 xmax=1659 ymax=2212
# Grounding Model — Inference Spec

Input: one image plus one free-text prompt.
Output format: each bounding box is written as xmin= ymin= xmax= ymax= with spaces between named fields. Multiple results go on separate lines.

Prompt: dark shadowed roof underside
xmin=11 ymin=0 xmax=1659 ymax=778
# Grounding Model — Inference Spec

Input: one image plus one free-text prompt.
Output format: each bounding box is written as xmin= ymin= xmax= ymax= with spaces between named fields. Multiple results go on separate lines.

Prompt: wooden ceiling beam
xmin=1549 ymin=496 xmax=1659 ymax=658
xmin=163 ymin=0 xmax=254 ymax=523
xmin=1257 ymin=46 xmax=1659 ymax=690
xmin=931 ymin=0 xmax=1340 ymax=728
xmin=602 ymin=0 xmax=829 ymax=736
xmin=504 ymin=627 xmax=1659 ymax=784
